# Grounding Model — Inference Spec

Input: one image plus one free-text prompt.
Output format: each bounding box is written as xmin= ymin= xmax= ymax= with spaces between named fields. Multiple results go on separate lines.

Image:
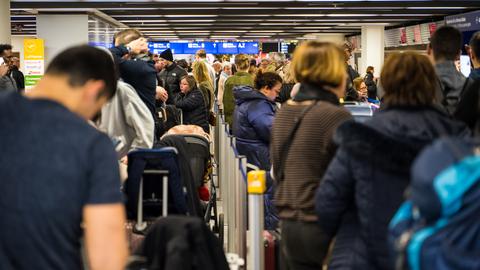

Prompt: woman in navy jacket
xmin=174 ymin=75 xmax=209 ymax=133
xmin=233 ymin=71 xmax=283 ymax=229
xmin=315 ymin=52 xmax=469 ymax=270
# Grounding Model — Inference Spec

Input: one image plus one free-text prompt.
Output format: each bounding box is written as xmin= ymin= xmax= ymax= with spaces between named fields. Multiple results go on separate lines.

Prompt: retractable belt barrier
xmin=214 ymin=104 xmax=266 ymax=270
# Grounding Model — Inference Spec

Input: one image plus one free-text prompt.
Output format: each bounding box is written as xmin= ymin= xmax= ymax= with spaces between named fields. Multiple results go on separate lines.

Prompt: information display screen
xmin=148 ymin=42 xmax=170 ymax=54
xmin=169 ymin=43 xmax=184 ymax=54
xmin=148 ymin=41 xmax=259 ymax=55
xmin=238 ymin=42 xmax=259 ymax=54
xmin=182 ymin=42 xmax=219 ymax=54
xmin=217 ymin=42 xmax=239 ymax=54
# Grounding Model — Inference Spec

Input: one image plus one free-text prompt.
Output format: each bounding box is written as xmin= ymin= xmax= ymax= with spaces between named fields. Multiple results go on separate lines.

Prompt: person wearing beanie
xmin=160 ymin=48 xmax=174 ymax=62
xmin=158 ymin=48 xmax=188 ymax=104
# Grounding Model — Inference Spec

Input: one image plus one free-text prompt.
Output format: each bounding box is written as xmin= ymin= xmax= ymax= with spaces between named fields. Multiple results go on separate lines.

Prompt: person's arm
xmin=83 ymin=135 xmax=129 ymax=270
xmin=83 ymin=204 xmax=128 ymax=270
xmin=249 ymin=102 xmax=275 ymax=143
xmin=454 ymin=78 xmax=480 ymax=131
xmin=217 ymin=76 xmax=226 ymax=109
xmin=315 ymin=147 xmax=355 ymax=234
xmin=125 ymin=96 xmax=155 ymax=150
xmin=109 ymin=39 xmax=152 ymax=76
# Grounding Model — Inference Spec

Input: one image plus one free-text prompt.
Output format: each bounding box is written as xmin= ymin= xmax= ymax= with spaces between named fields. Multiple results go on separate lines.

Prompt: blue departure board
xmin=148 ymin=42 xmax=259 ymax=55
xmin=217 ymin=42 xmax=238 ymax=54
xmin=148 ymin=42 xmax=170 ymax=54
xmin=238 ymin=42 xmax=259 ymax=54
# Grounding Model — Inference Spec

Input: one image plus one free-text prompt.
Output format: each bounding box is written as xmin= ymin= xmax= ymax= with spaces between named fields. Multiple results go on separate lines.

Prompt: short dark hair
xmin=381 ymin=52 xmax=436 ymax=107
xmin=430 ymin=26 xmax=462 ymax=61
xmin=469 ymin=31 xmax=480 ymax=60
xmin=255 ymin=71 xmax=282 ymax=90
xmin=0 ymin=44 xmax=12 ymax=56
xmin=46 ymin=45 xmax=117 ymax=99
xmin=176 ymin=59 xmax=189 ymax=70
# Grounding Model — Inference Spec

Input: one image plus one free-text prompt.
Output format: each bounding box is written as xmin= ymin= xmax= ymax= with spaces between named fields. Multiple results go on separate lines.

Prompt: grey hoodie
xmin=0 ymin=75 xmax=17 ymax=92
xmin=435 ymin=61 xmax=466 ymax=115
xmin=98 ymin=80 xmax=154 ymax=158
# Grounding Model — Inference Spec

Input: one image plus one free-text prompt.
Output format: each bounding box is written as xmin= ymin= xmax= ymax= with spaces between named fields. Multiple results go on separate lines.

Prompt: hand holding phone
xmin=0 ymin=59 xmax=8 ymax=77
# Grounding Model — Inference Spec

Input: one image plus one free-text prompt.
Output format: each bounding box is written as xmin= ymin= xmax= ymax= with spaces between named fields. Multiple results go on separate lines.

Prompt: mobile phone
xmin=0 ymin=57 xmax=4 ymax=66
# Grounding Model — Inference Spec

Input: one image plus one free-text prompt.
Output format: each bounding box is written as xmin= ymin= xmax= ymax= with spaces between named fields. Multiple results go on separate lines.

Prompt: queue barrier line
xmin=215 ymin=108 xmax=265 ymax=270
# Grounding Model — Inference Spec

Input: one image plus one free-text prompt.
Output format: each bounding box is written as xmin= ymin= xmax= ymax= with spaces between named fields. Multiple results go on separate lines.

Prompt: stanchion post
xmin=248 ymin=170 xmax=266 ymax=270
xmin=227 ymin=134 xmax=237 ymax=253
xmin=220 ymin=123 xmax=229 ymax=247
xmin=236 ymin=156 xmax=247 ymax=261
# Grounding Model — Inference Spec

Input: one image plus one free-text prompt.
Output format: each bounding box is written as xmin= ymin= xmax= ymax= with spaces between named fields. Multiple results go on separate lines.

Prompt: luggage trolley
xmin=124 ymin=147 xmax=190 ymax=233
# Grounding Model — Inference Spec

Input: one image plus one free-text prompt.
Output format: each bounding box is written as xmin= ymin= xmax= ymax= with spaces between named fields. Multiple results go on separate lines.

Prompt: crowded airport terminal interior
xmin=2 ymin=0 xmax=480 ymax=269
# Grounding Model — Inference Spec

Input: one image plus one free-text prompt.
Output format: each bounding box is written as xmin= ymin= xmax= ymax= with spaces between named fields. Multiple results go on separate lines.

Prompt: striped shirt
xmin=271 ymin=100 xmax=352 ymax=222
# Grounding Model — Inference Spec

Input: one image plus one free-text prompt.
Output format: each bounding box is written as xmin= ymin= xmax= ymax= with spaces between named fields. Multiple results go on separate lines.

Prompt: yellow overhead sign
xmin=24 ymin=39 xmax=44 ymax=60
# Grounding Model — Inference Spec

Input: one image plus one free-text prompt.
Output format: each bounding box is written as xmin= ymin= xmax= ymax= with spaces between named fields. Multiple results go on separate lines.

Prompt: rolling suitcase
xmin=264 ymin=230 xmax=282 ymax=270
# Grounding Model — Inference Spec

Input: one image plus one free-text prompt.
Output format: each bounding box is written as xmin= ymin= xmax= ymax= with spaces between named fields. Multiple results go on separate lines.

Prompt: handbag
xmin=209 ymin=111 xmax=217 ymax=126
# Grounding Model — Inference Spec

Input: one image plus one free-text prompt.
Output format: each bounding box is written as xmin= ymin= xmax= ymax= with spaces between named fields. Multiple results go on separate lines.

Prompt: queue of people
xmin=1 ymin=24 xmax=480 ymax=270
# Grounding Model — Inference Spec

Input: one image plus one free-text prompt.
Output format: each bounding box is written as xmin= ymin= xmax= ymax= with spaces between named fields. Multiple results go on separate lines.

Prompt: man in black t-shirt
xmin=0 ymin=45 xmax=128 ymax=270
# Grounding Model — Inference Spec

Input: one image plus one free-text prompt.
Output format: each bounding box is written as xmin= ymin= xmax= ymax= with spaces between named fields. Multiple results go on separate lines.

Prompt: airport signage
xmin=148 ymin=42 xmax=259 ymax=55
xmin=446 ymin=10 xmax=480 ymax=31
xmin=24 ymin=38 xmax=44 ymax=89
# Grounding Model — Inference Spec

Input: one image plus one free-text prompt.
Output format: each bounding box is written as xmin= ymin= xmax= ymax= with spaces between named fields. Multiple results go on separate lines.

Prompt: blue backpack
xmin=389 ymin=138 xmax=480 ymax=270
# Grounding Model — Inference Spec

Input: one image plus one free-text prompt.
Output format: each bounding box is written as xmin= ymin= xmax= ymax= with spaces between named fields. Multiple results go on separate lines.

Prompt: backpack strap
xmin=277 ymin=101 xmax=318 ymax=183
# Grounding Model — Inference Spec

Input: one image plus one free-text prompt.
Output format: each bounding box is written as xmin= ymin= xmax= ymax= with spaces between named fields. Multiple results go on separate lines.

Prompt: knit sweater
xmin=271 ymin=97 xmax=352 ymax=222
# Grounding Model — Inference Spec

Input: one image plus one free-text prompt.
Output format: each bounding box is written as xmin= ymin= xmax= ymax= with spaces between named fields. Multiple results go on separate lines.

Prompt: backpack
xmin=389 ymin=138 xmax=480 ymax=270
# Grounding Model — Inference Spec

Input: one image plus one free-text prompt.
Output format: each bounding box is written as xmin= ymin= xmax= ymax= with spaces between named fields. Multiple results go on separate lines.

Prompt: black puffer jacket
xmin=315 ymin=106 xmax=469 ymax=270
xmin=132 ymin=216 xmax=229 ymax=270
xmin=158 ymin=63 xmax=188 ymax=104
xmin=345 ymin=65 xmax=360 ymax=101
xmin=174 ymin=88 xmax=209 ymax=133
xmin=364 ymin=71 xmax=377 ymax=99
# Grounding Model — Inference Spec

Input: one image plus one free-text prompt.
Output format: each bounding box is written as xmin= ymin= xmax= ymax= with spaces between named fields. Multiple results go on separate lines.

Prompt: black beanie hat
xmin=160 ymin=48 xmax=173 ymax=62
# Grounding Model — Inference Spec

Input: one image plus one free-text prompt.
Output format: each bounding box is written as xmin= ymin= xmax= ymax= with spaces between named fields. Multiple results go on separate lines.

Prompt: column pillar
xmin=0 ymin=0 xmax=12 ymax=44
xmin=37 ymin=14 xmax=89 ymax=64
xmin=361 ymin=25 xmax=385 ymax=78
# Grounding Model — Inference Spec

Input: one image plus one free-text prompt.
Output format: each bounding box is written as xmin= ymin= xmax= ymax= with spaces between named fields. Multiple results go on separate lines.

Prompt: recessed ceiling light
xmin=119 ymin=19 xmax=167 ymax=23
xmin=164 ymin=15 xmax=218 ymax=18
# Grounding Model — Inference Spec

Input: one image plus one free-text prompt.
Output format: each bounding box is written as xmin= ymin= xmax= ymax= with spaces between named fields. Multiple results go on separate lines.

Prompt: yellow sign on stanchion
xmin=247 ymin=170 xmax=266 ymax=194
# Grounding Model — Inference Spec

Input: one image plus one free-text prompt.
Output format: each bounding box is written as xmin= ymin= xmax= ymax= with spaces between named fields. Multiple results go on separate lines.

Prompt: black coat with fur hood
xmin=315 ymin=106 xmax=469 ymax=270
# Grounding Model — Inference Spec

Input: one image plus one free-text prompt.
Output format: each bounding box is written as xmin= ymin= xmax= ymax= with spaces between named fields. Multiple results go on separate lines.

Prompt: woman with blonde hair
xmin=270 ymin=41 xmax=353 ymax=269
xmin=276 ymin=62 xmax=295 ymax=103
xmin=315 ymin=52 xmax=468 ymax=270
xmin=192 ymin=60 xmax=214 ymax=112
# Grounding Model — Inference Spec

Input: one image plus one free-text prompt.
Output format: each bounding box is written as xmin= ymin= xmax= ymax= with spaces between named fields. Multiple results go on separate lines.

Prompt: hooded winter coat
xmin=315 ymin=106 xmax=469 ymax=270
xmin=232 ymin=85 xmax=278 ymax=229
xmin=223 ymin=71 xmax=254 ymax=127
